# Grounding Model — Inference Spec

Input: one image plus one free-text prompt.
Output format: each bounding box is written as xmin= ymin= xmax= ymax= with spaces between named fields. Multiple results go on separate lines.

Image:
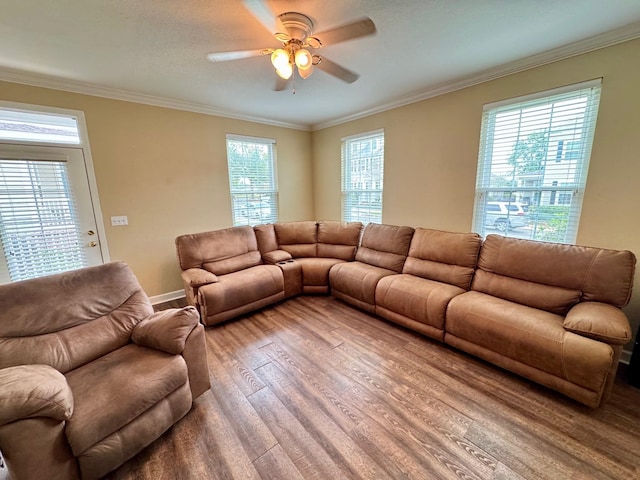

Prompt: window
xmin=0 ymin=108 xmax=81 ymax=144
xmin=226 ymin=134 xmax=278 ymax=226
xmin=0 ymin=158 xmax=86 ymax=282
xmin=472 ymin=80 xmax=601 ymax=243
xmin=0 ymin=103 xmax=107 ymax=284
xmin=341 ymin=129 xmax=384 ymax=223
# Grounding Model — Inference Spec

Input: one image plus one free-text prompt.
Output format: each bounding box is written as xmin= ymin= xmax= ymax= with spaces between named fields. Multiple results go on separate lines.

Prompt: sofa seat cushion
xmin=330 ymin=261 xmax=395 ymax=310
xmin=198 ymin=265 xmax=284 ymax=318
xmin=295 ymin=257 xmax=346 ymax=287
xmin=65 ymin=343 xmax=189 ymax=456
xmin=446 ymin=291 xmax=613 ymax=392
xmin=77 ymin=382 xmax=191 ymax=480
xmin=376 ymin=274 xmax=465 ymax=333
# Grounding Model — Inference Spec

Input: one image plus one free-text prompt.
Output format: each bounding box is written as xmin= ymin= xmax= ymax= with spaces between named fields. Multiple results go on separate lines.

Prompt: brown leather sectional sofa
xmin=176 ymin=221 xmax=636 ymax=408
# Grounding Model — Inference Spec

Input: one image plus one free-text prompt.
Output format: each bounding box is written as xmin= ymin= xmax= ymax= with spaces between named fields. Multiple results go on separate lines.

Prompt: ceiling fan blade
xmin=207 ymin=49 xmax=271 ymax=63
xmin=315 ymin=18 xmax=376 ymax=46
xmin=315 ymin=57 xmax=359 ymax=84
xmin=242 ymin=0 xmax=287 ymax=35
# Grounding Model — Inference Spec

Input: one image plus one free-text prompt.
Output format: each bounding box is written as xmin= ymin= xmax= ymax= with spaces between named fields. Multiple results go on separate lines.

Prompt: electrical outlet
xmin=111 ymin=216 xmax=128 ymax=226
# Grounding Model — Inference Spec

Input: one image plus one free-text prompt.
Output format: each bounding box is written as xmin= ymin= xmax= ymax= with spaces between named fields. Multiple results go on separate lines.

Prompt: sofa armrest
xmin=181 ymin=268 xmax=218 ymax=287
xmin=262 ymin=249 xmax=293 ymax=264
xmin=181 ymin=268 xmax=218 ymax=306
xmin=132 ymin=306 xmax=200 ymax=355
xmin=0 ymin=365 xmax=73 ymax=426
xmin=181 ymin=323 xmax=211 ymax=398
xmin=564 ymin=302 xmax=632 ymax=345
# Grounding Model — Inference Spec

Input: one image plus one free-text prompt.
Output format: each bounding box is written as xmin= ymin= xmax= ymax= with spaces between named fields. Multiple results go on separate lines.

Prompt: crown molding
xmin=0 ymin=68 xmax=310 ymax=131
xmin=312 ymin=21 xmax=640 ymax=131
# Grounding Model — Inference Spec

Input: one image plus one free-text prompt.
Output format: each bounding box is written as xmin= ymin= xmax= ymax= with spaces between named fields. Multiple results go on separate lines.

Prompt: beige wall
xmin=0 ymin=82 xmax=313 ymax=297
xmin=1 ymin=37 xmax=639 ymax=347
xmin=312 ymin=38 xmax=640 ymax=346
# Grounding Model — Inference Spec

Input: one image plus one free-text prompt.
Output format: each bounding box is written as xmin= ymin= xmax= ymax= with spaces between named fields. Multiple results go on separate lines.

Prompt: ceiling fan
xmin=206 ymin=0 xmax=376 ymax=91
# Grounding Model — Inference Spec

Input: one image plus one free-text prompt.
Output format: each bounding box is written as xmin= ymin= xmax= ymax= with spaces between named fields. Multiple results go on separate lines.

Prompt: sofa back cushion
xmin=274 ymin=221 xmax=318 ymax=257
xmin=317 ymin=221 xmax=363 ymax=260
xmin=355 ymin=223 xmax=415 ymax=273
xmin=0 ymin=262 xmax=153 ymax=373
xmin=403 ymin=228 xmax=481 ymax=290
xmin=474 ymin=235 xmax=636 ymax=314
xmin=254 ymin=223 xmax=279 ymax=254
xmin=176 ymin=226 xmax=261 ymax=275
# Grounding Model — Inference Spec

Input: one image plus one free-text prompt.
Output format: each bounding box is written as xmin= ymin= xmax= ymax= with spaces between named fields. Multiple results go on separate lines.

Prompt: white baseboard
xmin=149 ymin=290 xmax=185 ymax=305
xmin=620 ymin=349 xmax=633 ymax=365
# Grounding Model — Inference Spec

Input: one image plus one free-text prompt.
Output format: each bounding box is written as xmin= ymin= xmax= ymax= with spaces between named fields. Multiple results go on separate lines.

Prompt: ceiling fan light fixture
xmin=275 ymin=62 xmax=293 ymax=80
xmin=306 ymin=37 xmax=322 ymax=49
xmin=298 ymin=64 xmax=313 ymax=79
xmin=206 ymin=7 xmax=376 ymax=90
xmin=271 ymin=49 xmax=290 ymax=70
xmin=294 ymin=48 xmax=313 ymax=70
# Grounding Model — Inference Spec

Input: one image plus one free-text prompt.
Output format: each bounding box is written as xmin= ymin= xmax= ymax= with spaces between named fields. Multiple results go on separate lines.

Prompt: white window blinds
xmin=0 ymin=159 xmax=87 ymax=282
xmin=341 ymin=129 xmax=384 ymax=223
xmin=472 ymin=80 xmax=601 ymax=243
xmin=226 ymin=135 xmax=278 ymax=226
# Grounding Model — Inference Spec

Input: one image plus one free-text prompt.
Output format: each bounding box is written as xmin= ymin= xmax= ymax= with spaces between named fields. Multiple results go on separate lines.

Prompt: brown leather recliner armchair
xmin=0 ymin=262 xmax=210 ymax=480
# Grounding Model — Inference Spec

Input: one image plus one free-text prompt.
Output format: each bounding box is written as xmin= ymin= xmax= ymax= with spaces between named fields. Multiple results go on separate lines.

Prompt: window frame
xmin=472 ymin=79 xmax=601 ymax=244
xmin=341 ymin=129 xmax=384 ymax=224
xmin=225 ymin=134 xmax=279 ymax=227
xmin=0 ymin=102 xmax=109 ymax=283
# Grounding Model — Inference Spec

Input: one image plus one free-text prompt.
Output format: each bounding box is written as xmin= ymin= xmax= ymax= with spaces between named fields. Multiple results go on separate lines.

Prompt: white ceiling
xmin=1 ymin=1 xmax=640 ymax=130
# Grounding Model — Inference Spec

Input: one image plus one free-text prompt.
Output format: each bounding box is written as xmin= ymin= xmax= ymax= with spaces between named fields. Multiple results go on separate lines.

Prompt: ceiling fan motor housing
xmin=276 ymin=12 xmax=314 ymax=42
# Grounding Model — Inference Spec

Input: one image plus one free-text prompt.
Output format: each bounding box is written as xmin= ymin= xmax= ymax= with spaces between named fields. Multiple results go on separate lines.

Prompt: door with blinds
xmin=0 ymin=144 xmax=104 ymax=283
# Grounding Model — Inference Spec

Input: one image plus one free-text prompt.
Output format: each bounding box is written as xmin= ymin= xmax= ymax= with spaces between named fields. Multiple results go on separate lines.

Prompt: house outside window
xmin=472 ymin=80 xmax=601 ymax=243
xmin=226 ymin=134 xmax=278 ymax=226
xmin=341 ymin=129 xmax=384 ymax=223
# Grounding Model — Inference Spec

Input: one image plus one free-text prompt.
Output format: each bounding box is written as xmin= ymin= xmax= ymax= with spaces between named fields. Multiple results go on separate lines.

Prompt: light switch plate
xmin=111 ymin=216 xmax=128 ymax=226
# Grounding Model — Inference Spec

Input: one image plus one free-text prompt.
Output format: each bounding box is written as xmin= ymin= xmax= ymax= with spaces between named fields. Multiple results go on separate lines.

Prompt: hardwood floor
xmin=103 ymin=295 xmax=640 ymax=479
xmin=2 ymin=296 xmax=638 ymax=479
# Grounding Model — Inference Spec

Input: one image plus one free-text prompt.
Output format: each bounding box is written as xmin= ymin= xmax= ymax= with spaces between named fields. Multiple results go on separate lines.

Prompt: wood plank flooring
xmin=3 ymin=296 xmax=639 ymax=479
xmin=104 ymin=295 xmax=640 ymax=479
